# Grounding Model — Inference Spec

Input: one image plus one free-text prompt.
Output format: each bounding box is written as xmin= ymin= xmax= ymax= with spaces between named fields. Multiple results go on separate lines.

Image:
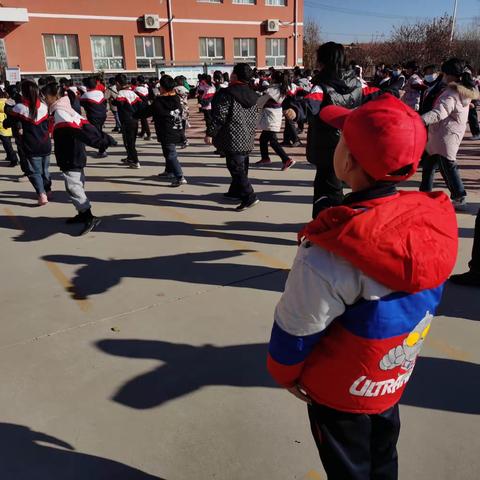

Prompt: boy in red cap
xmin=267 ymin=94 xmax=458 ymax=480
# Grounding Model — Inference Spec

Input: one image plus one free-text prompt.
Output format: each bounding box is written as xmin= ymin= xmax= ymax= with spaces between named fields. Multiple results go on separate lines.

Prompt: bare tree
xmin=303 ymin=19 xmax=322 ymax=70
xmin=454 ymin=17 xmax=480 ymax=72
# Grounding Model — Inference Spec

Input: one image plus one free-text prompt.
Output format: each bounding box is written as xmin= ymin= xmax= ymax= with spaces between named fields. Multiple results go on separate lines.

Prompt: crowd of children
xmin=0 ymin=41 xmax=479 ymax=478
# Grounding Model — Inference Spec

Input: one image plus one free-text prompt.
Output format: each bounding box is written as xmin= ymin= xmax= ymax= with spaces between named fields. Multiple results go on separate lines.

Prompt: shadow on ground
xmin=0 ymin=423 xmax=163 ymax=479
xmin=437 ymin=281 xmax=480 ymax=321
xmin=43 ymin=250 xmax=288 ymax=297
xmin=95 ymin=335 xmax=480 ymax=415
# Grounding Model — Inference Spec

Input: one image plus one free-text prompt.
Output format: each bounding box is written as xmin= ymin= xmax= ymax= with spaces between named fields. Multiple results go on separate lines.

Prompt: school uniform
xmin=80 ymin=89 xmax=107 ymax=155
xmin=114 ymin=89 xmax=142 ymax=166
xmin=134 ymin=84 xmax=152 ymax=139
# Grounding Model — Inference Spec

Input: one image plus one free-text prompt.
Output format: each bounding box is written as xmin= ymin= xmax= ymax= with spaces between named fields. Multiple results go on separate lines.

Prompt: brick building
xmin=0 ymin=1 xmax=303 ymax=79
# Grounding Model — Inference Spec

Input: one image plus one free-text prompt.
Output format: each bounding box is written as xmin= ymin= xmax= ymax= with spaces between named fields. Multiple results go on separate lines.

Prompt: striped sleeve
xmin=267 ymin=245 xmax=350 ymax=387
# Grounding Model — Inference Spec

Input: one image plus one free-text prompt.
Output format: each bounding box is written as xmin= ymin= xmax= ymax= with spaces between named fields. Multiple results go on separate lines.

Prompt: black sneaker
xmin=158 ymin=171 xmax=175 ymax=178
xmin=449 ymin=270 xmax=480 ymax=287
xmin=66 ymin=213 xmax=85 ymax=224
xmin=79 ymin=216 xmax=101 ymax=236
xmin=235 ymin=198 xmax=260 ymax=212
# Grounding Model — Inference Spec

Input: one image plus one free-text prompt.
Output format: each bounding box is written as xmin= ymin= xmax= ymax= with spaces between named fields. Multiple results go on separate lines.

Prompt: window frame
xmin=199 ymin=37 xmax=225 ymax=60
xmin=266 ymin=0 xmax=287 ymax=6
xmin=233 ymin=38 xmax=257 ymax=65
xmin=232 ymin=0 xmax=256 ymax=5
xmin=135 ymin=36 xmax=165 ymax=69
xmin=43 ymin=34 xmax=81 ymax=72
xmin=265 ymin=38 xmax=287 ymax=67
xmin=90 ymin=35 xmax=125 ymax=71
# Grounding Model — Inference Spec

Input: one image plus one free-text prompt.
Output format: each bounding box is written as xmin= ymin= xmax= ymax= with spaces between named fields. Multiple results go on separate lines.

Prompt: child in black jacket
xmin=80 ymin=77 xmax=108 ymax=158
xmin=136 ymin=75 xmax=186 ymax=187
xmin=43 ymin=83 xmax=116 ymax=236
xmin=113 ymin=74 xmax=142 ymax=169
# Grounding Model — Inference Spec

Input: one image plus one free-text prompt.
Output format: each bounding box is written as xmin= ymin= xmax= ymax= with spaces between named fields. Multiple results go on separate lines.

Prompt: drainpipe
xmin=294 ymin=0 xmax=298 ymax=67
xmin=167 ymin=0 xmax=175 ymax=64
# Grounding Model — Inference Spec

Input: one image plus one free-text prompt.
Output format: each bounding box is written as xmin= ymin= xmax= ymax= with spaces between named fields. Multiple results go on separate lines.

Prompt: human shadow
xmin=96 ymin=338 xmax=479 ymax=415
xmin=43 ymin=250 xmax=286 ymax=298
xmin=0 ymin=213 xmax=300 ymax=245
xmin=96 ymin=339 xmax=276 ymax=409
xmin=402 ymin=356 xmax=480 ymax=414
xmin=0 ymin=423 xmax=163 ymax=479
xmin=436 ymin=281 xmax=480 ymax=321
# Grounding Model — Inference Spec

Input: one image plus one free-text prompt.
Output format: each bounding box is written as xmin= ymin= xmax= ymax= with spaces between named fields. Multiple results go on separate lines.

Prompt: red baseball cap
xmin=320 ymin=94 xmax=427 ymax=182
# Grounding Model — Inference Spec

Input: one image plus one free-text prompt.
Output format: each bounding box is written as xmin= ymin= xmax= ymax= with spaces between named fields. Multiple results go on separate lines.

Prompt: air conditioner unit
xmin=266 ymin=19 xmax=280 ymax=33
xmin=144 ymin=14 xmax=160 ymax=29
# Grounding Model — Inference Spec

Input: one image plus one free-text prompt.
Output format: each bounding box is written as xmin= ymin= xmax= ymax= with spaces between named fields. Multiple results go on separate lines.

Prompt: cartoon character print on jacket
xmin=170 ymin=108 xmax=183 ymax=130
xmin=379 ymin=311 xmax=432 ymax=372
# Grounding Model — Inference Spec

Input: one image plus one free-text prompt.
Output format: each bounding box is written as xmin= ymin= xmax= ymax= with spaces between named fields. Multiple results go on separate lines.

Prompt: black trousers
xmin=313 ymin=161 xmax=344 ymax=218
xmin=283 ymin=118 xmax=299 ymax=144
xmin=88 ymin=117 xmax=106 ymax=153
xmin=139 ymin=117 xmax=151 ymax=138
xmin=225 ymin=152 xmax=256 ymax=203
xmin=0 ymin=135 xmax=19 ymax=165
xmin=308 ymin=402 xmax=401 ymax=480
xmin=468 ymin=106 xmax=480 ymax=137
xmin=203 ymin=110 xmax=213 ymax=133
xmin=122 ymin=121 xmax=139 ymax=164
xmin=259 ymin=131 xmax=289 ymax=163
xmin=470 ymin=208 xmax=480 ymax=272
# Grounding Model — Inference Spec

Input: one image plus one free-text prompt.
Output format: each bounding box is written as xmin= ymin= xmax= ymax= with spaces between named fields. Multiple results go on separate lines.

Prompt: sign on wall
xmin=157 ymin=65 xmax=204 ymax=85
xmin=5 ymin=67 xmax=21 ymax=84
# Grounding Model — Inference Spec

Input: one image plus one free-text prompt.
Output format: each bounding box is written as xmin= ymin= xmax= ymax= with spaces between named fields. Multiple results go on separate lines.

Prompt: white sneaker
xmin=452 ymin=197 xmax=467 ymax=212
xmin=127 ymin=160 xmax=141 ymax=169
xmin=171 ymin=177 xmax=187 ymax=187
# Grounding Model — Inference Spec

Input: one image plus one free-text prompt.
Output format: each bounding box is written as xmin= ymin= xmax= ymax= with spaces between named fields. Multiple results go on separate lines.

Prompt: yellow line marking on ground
xmin=44 ymin=261 xmax=92 ymax=312
xmin=160 ymin=207 xmax=291 ymax=270
xmin=427 ymin=338 xmax=472 ymax=362
xmin=304 ymin=470 xmax=324 ymax=480
xmin=3 ymin=207 xmax=25 ymax=230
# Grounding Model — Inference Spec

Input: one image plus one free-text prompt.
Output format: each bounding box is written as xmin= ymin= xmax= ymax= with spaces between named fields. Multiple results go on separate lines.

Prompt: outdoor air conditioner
xmin=144 ymin=14 xmax=160 ymax=29
xmin=266 ymin=19 xmax=280 ymax=33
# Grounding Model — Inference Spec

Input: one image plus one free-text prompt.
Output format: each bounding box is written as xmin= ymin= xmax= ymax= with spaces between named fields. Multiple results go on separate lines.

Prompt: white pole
xmin=450 ymin=0 xmax=459 ymax=44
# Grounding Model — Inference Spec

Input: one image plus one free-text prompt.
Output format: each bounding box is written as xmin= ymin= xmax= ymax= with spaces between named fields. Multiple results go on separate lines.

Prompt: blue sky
xmin=304 ymin=0 xmax=480 ymax=43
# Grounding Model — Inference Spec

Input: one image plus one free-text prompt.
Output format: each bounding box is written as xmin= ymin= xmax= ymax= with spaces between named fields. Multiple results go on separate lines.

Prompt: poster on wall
xmin=157 ymin=66 xmax=205 ymax=86
xmin=5 ymin=67 xmax=21 ymax=84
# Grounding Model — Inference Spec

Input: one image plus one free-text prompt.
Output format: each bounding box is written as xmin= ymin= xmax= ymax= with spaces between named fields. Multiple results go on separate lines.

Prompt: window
xmin=266 ymin=38 xmax=287 ymax=66
xmin=197 ymin=0 xmax=222 ymax=3
xmin=199 ymin=38 xmax=225 ymax=60
xmin=266 ymin=0 xmax=286 ymax=5
xmin=91 ymin=36 xmax=124 ymax=70
xmin=43 ymin=34 xmax=80 ymax=71
xmin=135 ymin=36 xmax=165 ymax=69
xmin=233 ymin=0 xmax=255 ymax=4
xmin=234 ymin=38 xmax=256 ymax=65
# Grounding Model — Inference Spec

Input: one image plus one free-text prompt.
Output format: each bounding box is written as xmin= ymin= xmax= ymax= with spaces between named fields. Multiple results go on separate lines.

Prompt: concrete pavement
xmin=0 ymin=108 xmax=478 ymax=479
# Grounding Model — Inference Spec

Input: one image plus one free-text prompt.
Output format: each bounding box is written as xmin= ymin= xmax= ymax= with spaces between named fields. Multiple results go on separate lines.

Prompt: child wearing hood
xmin=267 ymin=94 xmax=458 ymax=480
xmin=43 ymin=83 xmax=116 ymax=236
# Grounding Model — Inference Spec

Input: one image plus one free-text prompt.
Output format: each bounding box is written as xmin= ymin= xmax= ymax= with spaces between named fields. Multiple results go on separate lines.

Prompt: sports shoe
xmin=16 ymin=174 xmax=28 ymax=182
xmin=256 ymin=158 xmax=272 ymax=165
xmin=8 ymin=160 xmax=18 ymax=167
xmin=79 ymin=216 xmax=101 ymax=236
xmin=171 ymin=177 xmax=187 ymax=187
xmin=470 ymin=134 xmax=480 ymax=141
xmin=121 ymin=158 xmax=131 ymax=164
xmin=144 ymin=135 xmax=151 ymax=141
xmin=452 ymin=197 xmax=467 ymax=212
xmin=46 ymin=191 xmax=54 ymax=200
xmin=449 ymin=270 xmax=480 ymax=287
xmin=38 ymin=193 xmax=48 ymax=206
xmin=235 ymin=198 xmax=260 ymax=212
xmin=127 ymin=160 xmax=141 ymax=169
xmin=291 ymin=141 xmax=303 ymax=147
xmin=66 ymin=213 xmax=86 ymax=224
xmin=281 ymin=159 xmax=296 ymax=171
xmin=97 ymin=152 xmax=108 ymax=158
xmin=158 ymin=171 xmax=175 ymax=179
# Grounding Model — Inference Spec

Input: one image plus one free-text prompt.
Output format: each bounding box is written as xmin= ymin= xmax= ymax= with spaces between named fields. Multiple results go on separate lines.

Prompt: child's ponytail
xmin=21 ymin=80 xmax=39 ymax=118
